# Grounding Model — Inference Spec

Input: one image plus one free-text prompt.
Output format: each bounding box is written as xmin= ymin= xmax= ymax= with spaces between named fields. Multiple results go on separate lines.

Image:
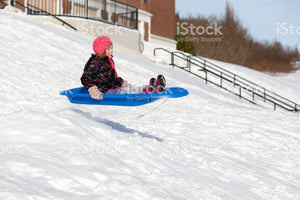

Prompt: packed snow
xmin=0 ymin=8 xmax=300 ymax=200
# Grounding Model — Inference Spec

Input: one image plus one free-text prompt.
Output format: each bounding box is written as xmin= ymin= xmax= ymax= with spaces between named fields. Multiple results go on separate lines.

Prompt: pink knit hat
xmin=93 ymin=36 xmax=112 ymax=55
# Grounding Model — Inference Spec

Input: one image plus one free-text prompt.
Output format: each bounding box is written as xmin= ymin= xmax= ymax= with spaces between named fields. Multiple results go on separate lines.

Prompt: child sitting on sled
xmin=81 ymin=36 xmax=166 ymax=100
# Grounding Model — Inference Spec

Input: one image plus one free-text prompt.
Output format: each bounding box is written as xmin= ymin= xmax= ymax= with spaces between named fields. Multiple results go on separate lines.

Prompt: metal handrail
xmin=12 ymin=0 xmax=77 ymax=31
xmin=154 ymin=48 xmax=299 ymax=112
xmin=191 ymin=55 xmax=298 ymax=106
xmin=0 ymin=0 xmax=7 ymax=7
xmin=24 ymin=0 xmax=138 ymax=30
xmin=174 ymin=52 xmax=299 ymax=109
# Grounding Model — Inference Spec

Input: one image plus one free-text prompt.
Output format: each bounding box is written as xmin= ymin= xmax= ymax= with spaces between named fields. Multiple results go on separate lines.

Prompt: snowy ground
xmin=1 ymin=9 xmax=300 ymax=200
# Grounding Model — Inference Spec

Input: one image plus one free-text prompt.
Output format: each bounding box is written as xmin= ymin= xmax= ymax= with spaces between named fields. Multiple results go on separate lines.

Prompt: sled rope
xmin=137 ymin=98 xmax=169 ymax=119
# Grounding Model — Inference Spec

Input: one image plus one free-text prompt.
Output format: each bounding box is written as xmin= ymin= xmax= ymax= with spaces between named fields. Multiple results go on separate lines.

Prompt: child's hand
xmin=122 ymin=80 xmax=130 ymax=87
xmin=88 ymin=86 xmax=103 ymax=100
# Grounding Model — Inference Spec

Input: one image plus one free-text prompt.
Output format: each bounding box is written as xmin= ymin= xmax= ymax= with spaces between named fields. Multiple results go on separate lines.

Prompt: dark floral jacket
xmin=80 ymin=55 xmax=124 ymax=93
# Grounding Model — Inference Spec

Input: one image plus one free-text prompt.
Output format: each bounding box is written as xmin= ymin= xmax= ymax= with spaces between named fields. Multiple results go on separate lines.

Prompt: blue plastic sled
xmin=60 ymin=87 xmax=189 ymax=106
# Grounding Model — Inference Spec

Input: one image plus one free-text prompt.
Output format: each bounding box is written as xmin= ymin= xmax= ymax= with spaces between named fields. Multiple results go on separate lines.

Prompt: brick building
xmin=1 ymin=0 xmax=177 ymax=50
xmin=117 ymin=0 xmax=176 ymax=49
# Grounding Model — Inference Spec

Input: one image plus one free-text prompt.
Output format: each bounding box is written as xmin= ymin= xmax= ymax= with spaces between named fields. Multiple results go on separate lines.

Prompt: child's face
xmin=105 ymin=45 xmax=113 ymax=58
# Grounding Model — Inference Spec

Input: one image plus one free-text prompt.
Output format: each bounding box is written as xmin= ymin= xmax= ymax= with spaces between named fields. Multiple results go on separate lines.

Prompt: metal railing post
xmin=233 ymin=74 xmax=236 ymax=87
xmin=171 ymin=52 xmax=174 ymax=68
xmin=239 ymin=86 xmax=242 ymax=99
xmin=220 ymin=72 xmax=223 ymax=87
xmin=187 ymin=56 xmax=191 ymax=72
xmin=136 ymin=8 xmax=138 ymax=29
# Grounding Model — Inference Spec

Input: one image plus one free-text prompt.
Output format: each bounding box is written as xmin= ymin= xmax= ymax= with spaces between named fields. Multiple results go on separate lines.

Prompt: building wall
xmin=34 ymin=15 xmax=141 ymax=54
xmin=118 ymin=0 xmax=175 ymax=41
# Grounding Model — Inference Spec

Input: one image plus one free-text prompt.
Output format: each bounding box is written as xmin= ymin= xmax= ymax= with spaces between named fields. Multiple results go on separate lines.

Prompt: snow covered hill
xmin=1 ymin=9 xmax=300 ymax=200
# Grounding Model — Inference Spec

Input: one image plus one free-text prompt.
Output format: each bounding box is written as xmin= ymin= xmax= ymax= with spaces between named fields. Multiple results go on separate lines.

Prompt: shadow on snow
xmin=71 ymin=109 xmax=163 ymax=142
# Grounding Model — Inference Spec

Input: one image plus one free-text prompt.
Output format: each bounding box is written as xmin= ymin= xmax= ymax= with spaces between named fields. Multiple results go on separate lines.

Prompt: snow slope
xmin=1 ymin=9 xmax=300 ymax=200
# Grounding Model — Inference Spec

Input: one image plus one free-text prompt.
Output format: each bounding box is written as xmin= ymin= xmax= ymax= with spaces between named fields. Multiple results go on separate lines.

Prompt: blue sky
xmin=175 ymin=0 xmax=300 ymax=50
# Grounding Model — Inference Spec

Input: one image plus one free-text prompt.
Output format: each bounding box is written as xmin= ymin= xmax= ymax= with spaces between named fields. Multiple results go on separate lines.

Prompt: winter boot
xmin=149 ymin=77 xmax=157 ymax=93
xmin=156 ymin=74 xmax=166 ymax=93
xmin=143 ymin=78 xmax=157 ymax=94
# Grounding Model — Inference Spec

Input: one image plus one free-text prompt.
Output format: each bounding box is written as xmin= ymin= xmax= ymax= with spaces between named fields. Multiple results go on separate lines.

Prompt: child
xmin=81 ymin=36 xmax=166 ymax=99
